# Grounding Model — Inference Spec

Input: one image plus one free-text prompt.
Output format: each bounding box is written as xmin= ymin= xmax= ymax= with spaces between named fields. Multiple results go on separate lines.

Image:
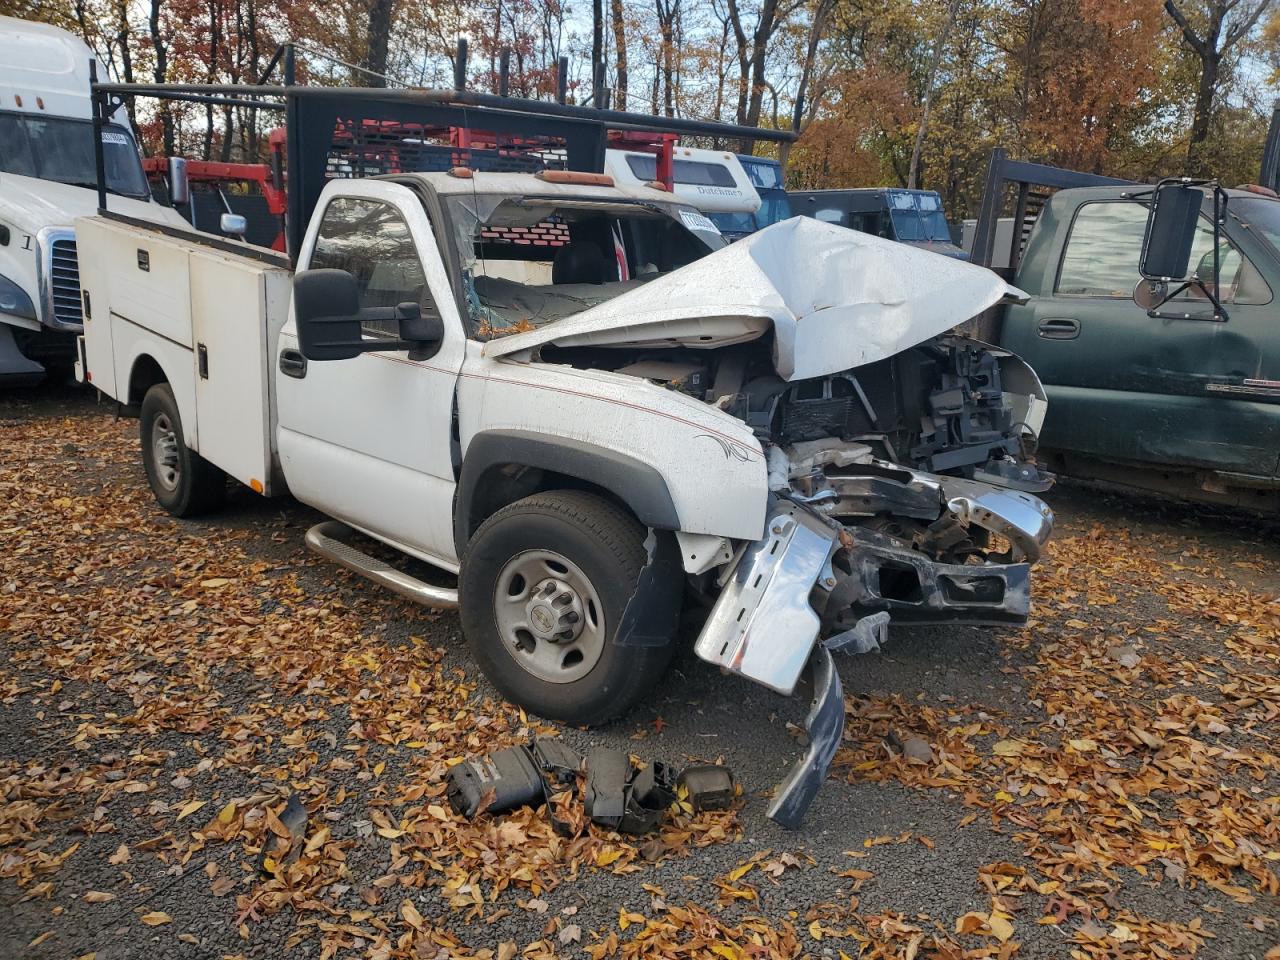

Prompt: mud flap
xmin=615 ymin=529 xmax=683 ymax=646
xmin=765 ymin=645 xmax=844 ymax=829
xmin=0 ymin=324 xmax=45 ymax=385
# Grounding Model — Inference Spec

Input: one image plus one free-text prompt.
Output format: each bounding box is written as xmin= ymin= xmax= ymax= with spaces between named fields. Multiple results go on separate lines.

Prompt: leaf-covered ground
xmin=2 ymin=388 xmax=1278 ymax=960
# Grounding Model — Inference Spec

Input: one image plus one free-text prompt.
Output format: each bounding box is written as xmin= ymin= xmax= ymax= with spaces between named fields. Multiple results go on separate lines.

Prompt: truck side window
xmin=1056 ymin=200 xmax=1268 ymax=305
xmin=309 ymin=197 xmax=433 ymax=339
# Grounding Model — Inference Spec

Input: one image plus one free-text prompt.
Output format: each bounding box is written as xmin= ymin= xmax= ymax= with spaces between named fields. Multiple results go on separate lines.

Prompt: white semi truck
xmin=76 ymin=84 xmax=1054 ymax=827
xmin=0 ymin=16 xmax=187 ymax=383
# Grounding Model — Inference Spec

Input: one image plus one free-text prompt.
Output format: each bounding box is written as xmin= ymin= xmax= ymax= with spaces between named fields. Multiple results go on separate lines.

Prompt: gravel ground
xmin=2 ymin=382 xmax=1278 ymax=960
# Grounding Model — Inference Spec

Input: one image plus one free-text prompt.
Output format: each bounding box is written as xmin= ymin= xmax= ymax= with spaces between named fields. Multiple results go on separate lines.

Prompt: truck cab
xmin=791 ymin=187 xmax=967 ymax=259
xmin=605 ymin=146 xmax=761 ymax=241
xmin=0 ymin=15 xmax=185 ymax=383
xmin=997 ymin=185 xmax=1280 ymax=509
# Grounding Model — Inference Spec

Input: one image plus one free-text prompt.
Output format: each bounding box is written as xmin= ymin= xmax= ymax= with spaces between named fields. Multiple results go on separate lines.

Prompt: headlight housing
xmin=0 ymin=273 xmax=37 ymax=321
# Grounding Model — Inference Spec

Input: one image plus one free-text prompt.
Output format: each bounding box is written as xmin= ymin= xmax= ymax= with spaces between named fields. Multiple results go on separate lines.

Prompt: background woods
xmin=6 ymin=0 xmax=1277 ymax=217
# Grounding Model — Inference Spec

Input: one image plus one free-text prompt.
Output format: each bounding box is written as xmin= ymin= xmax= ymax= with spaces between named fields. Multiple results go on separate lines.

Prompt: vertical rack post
xmin=89 ymin=60 xmax=108 ymax=213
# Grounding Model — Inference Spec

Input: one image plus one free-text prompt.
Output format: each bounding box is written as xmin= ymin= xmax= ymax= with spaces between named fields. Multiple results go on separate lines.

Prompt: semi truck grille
xmin=49 ymin=237 xmax=83 ymax=327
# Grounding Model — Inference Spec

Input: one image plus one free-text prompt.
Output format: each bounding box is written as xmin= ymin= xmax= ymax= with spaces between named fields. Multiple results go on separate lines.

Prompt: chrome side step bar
xmin=304 ymin=521 xmax=459 ymax=610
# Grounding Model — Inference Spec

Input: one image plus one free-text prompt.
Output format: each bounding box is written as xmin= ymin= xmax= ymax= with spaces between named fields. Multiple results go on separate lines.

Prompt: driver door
xmin=275 ymin=180 xmax=466 ymax=568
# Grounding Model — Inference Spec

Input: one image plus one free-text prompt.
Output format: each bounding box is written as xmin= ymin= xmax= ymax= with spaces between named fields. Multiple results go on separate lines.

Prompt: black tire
xmin=139 ymin=383 xmax=225 ymax=517
xmin=459 ymin=490 xmax=676 ymax=726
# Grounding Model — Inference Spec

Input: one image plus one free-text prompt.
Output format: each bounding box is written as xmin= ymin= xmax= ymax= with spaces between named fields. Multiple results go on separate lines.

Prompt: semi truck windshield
xmin=0 ymin=113 xmax=150 ymax=199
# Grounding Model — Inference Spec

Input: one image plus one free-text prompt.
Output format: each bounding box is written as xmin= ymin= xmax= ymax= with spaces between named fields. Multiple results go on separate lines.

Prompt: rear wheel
xmin=140 ymin=383 xmax=225 ymax=517
xmin=459 ymin=491 xmax=676 ymax=726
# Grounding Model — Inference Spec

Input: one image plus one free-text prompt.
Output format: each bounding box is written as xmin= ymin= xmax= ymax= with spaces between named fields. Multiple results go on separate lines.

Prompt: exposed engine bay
xmin=545 ymin=331 xmax=1053 ymax=630
xmin=544 ymin=335 xmax=1047 ymax=484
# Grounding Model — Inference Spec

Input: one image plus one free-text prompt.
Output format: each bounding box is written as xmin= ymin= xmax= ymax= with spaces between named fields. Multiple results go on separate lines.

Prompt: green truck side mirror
xmin=1136 ymin=178 xmax=1229 ymax=320
xmin=1140 ymin=181 xmax=1201 ymax=281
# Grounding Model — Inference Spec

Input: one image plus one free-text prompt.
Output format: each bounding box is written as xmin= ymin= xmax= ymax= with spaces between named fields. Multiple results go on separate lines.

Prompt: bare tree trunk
xmin=591 ymin=0 xmax=604 ymax=104
xmin=724 ymin=0 xmax=749 ymax=125
xmin=149 ymin=0 xmax=173 ymax=154
xmin=610 ymin=0 xmax=628 ymax=108
xmin=712 ymin=15 xmax=729 ymax=123
xmin=246 ymin=0 xmax=261 ymax=157
xmin=781 ymin=0 xmax=832 ymax=170
xmin=744 ymin=0 xmax=778 ymax=125
xmin=656 ymin=0 xmax=678 ymax=116
xmin=908 ymin=0 xmax=961 ymax=189
xmin=363 ymin=0 xmax=395 ymax=86
xmin=203 ymin=0 xmax=220 ymax=160
xmin=1165 ymin=0 xmax=1275 ymax=174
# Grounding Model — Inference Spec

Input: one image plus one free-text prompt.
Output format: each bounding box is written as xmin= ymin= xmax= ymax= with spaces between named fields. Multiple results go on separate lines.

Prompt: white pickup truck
xmin=76 ymin=168 xmax=1054 ymax=826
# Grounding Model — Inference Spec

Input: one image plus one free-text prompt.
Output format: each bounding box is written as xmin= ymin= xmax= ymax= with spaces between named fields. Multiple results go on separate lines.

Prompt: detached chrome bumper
xmin=695 ymin=485 xmax=1053 ymax=828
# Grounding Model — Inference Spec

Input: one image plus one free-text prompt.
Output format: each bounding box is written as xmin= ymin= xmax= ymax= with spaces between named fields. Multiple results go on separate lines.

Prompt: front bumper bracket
xmin=765 ymin=646 xmax=844 ymax=829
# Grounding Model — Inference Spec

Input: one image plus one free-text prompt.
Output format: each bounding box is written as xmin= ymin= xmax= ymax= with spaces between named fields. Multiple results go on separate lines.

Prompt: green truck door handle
xmin=1037 ymin=317 xmax=1080 ymax=340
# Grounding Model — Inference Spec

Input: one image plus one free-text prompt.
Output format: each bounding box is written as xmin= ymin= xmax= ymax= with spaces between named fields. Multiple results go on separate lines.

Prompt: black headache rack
xmin=969 ymin=148 xmax=1132 ymax=277
xmin=89 ymin=70 xmax=794 ymax=264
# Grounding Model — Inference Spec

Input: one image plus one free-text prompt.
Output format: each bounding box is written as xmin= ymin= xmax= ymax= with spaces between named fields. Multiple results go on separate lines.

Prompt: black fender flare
xmin=454 ymin=429 xmax=682 ymax=557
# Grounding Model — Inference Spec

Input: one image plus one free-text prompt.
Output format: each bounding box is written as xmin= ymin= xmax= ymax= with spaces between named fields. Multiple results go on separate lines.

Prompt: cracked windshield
xmin=444 ymin=195 xmax=724 ymax=338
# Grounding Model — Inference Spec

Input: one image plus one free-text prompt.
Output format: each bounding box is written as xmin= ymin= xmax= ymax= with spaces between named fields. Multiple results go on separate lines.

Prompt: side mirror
xmin=395 ymin=301 xmax=445 ymax=361
xmin=168 ymin=156 xmax=190 ymax=206
xmin=220 ymin=213 xmax=248 ymax=239
xmin=397 ymin=301 xmax=444 ymax=342
xmin=293 ymin=269 xmax=365 ymax=361
xmin=1132 ymin=279 xmax=1167 ymax=311
xmin=1140 ymin=180 xmax=1202 ymax=281
xmin=1138 ymin=178 xmax=1230 ymax=320
xmin=293 ymin=272 xmax=446 ymax=362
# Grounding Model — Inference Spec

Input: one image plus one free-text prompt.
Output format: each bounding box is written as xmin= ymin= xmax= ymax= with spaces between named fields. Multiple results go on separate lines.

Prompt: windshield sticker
xmin=680 ymin=209 xmax=719 ymax=234
xmin=101 ymin=131 xmax=130 ymax=145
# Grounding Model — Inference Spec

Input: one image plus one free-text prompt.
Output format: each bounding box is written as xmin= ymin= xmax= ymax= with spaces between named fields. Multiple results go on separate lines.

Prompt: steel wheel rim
xmin=151 ymin=412 xmax=181 ymax=492
xmin=492 ymin=549 xmax=605 ymax=684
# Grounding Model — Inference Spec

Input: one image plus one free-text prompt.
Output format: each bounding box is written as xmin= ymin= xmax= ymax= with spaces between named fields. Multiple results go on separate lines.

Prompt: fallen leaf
xmin=175 ymin=799 xmax=207 ymax=821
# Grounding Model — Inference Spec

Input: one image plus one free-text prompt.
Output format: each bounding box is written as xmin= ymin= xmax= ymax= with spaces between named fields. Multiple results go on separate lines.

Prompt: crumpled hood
xmin=0 ymin=173 xmax=188 ymax=232
xmin=484 ymin=217 xmax=1025 ymax=381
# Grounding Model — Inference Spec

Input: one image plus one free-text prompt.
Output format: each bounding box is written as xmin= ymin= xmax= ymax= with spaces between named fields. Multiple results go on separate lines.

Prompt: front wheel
xmin=139 ymin=383 xmax=225 ymax=517
xmin=459 ymin=491 xmax=676 ymax=726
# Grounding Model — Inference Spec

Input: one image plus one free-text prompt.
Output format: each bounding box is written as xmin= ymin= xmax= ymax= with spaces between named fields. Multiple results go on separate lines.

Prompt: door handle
xmin=1037 ymin=317 xmax=1080 ymax=340
xmin=279 ymin=348 xmax=307 ymax=378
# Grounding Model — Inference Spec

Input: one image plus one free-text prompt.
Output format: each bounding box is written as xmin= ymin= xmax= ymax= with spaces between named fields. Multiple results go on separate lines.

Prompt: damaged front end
xmin=694 ymin=344 xmax=1054 ymax=827
xmin=695 ymin=463 xmax=1051 ymax=826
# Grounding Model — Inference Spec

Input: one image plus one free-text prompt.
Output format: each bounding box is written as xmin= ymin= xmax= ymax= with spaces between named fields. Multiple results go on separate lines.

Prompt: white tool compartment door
xmin=188 ymin=250 xmax=274 ymax=492
xmin=74 ymin=217 xmax=120 ymax=397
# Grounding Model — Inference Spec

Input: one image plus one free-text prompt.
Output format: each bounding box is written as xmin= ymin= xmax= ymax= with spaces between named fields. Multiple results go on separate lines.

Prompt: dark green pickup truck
xmin=973 ymin=157 xmax=1280 ymax=512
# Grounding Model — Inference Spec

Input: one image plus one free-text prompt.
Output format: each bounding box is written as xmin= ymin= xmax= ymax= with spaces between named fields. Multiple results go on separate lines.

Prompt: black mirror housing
xmin=1140 ymin=181 xmax=1201 ymax=281
xmin=293 ymin=269 xmax=365 ymax=361
xmin=397 ymin=301 xmax=445 ymax=345
xmin=294 ymin=274 xmax=448 ymax=362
